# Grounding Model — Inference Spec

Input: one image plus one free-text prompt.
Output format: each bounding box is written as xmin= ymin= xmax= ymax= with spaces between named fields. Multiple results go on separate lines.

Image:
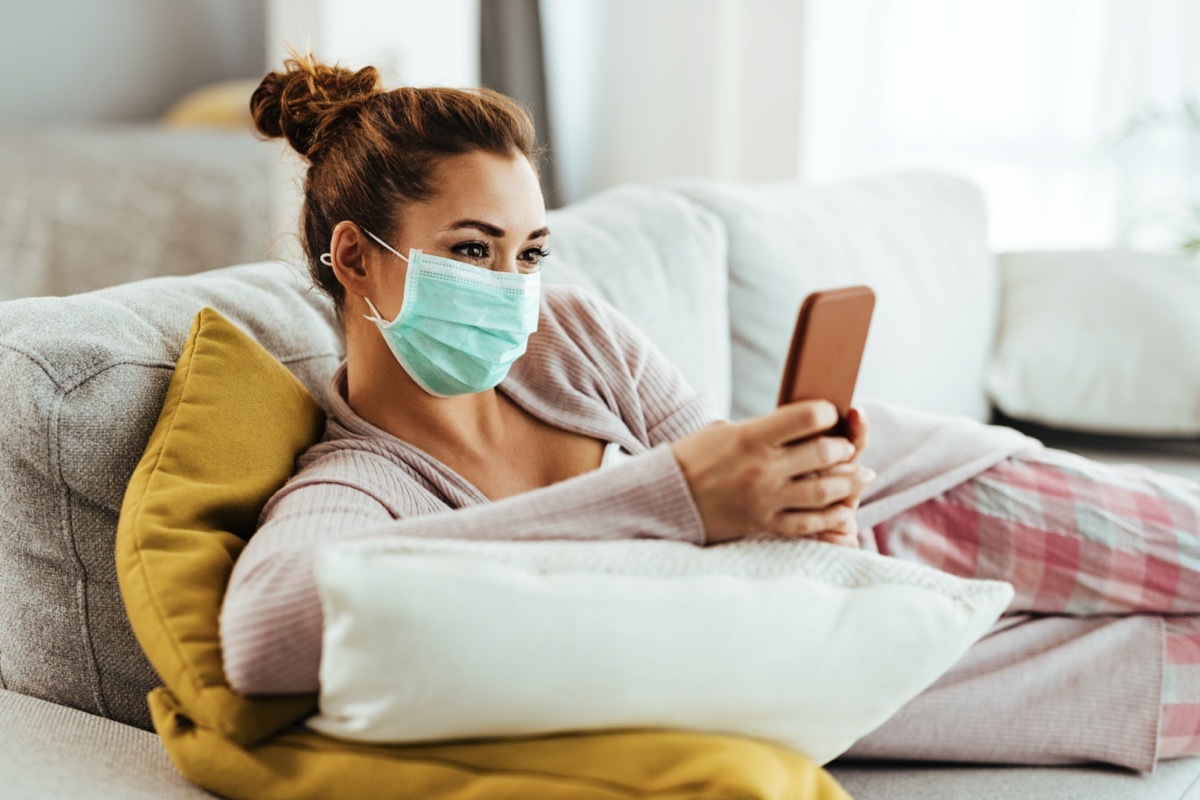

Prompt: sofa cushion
xmin=670 ymin=172 xmax=997 ymax=423
xmin=542 ymin=184 xmax=732 ymax=417
xmin=0 ymin=262 xmax=344 ymax=729
xmin=115 ymin=308 xmax=849 ymax=799
xmin=0 ymin=126 xmax=275 ymax=301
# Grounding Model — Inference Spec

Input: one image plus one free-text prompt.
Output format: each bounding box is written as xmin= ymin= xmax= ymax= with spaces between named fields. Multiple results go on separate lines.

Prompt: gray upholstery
xmin=0 ymin=262 xmax=344 ymax=729
xmin=0 ymin=689 xmax=213 ymax=799
xmin=0 ymin=689 xmax=1196 ymax=799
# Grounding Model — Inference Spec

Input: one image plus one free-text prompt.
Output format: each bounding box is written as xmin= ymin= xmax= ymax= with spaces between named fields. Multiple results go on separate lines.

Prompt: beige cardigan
xmin=221 ymin=285 xmax=1163 ymax=771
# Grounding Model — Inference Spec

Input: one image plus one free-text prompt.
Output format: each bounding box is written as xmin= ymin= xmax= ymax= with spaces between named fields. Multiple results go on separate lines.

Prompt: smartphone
xmin=775 ymin=285 xmax=875 ymax=436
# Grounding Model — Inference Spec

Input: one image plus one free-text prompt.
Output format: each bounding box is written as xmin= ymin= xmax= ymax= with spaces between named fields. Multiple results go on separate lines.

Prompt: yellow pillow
xmin=116 ymin=307 xmax=850 ymax=800
xmin=160 ymin=78 xmax=259 ymax=129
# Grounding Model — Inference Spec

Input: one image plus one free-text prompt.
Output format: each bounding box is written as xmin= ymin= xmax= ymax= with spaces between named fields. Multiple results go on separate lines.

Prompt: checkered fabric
xmin=871 ymin=446 xmax=1200 ymax=760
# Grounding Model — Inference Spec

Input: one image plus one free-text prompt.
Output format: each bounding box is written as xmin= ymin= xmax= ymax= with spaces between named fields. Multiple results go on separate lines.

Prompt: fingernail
xmin=863 ymin=468 xmax=877 ymax=483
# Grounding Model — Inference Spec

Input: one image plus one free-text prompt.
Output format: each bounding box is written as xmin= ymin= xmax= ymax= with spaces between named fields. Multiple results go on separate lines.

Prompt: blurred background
xmin=1 ymin=0 xmax=1197 ymax=297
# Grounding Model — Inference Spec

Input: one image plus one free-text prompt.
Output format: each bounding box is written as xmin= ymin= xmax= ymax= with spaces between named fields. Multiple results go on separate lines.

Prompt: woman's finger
xmin=745 ymin=400 xmax=840 ymax=447
xmin=816 ymin=529 xmax=861 ymax=548
xmin=846 ymin=406 xmax=869 ymax=456
xmin=769 ymin=503 xmax=855 ymax=538
xmin=782 ymin=470 xmax=869 ymax=510
xmin=777 ymin=435 xmax=857 ymax=478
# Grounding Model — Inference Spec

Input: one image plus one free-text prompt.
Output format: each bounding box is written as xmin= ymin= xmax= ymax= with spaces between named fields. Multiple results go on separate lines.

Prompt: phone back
xmin=776 ymin=285 xmax=875 ymax=418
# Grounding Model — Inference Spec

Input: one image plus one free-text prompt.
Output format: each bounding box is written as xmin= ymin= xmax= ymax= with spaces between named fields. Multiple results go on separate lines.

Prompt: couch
xmin=0 ymin=125 xmax=276 ymax=302
xmin=1 ymin=172 xmax=1198 ymax=798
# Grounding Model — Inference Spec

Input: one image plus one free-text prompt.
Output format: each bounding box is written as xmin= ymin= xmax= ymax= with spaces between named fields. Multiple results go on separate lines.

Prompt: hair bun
xmin=250 ymin=52 xmax=381 ymax=161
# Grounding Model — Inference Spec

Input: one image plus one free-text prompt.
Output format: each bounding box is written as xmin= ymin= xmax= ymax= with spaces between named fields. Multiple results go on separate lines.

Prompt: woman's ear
xmin=328 ymin=221 xmax=372 ymax=298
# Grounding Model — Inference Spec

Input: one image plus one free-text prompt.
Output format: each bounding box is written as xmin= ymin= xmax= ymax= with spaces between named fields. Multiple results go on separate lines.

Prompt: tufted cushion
xmin=0 ymin=262 xmax=343 ymax=729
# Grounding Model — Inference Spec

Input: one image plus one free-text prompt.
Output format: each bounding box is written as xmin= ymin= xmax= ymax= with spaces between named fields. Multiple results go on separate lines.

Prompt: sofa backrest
xmin=0 ymin=263 xmax=343 ymax=728
xmin=0 ymin=184 xmax=729 ymax=729
xmin=672 ymin=172 xmax=996 ymax=422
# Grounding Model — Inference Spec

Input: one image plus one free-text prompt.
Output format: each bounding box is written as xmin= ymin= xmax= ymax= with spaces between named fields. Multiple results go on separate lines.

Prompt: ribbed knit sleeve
xmin=222 ymin=445 xmax=705 ymax=694
xmin=552 ymin=288 xmax=722 ymax=447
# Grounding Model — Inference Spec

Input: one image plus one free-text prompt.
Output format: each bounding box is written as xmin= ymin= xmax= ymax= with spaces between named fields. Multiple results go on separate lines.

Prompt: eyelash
xmin=452 ymin=241 xmax=551 ymax=268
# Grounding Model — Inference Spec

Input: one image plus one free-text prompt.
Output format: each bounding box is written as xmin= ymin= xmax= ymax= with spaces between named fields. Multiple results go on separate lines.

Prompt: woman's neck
xmin=342 ymin=331 xmax=511 ymax=460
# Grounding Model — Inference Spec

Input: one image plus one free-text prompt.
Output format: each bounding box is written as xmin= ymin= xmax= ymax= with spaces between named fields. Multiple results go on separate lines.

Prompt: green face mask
xmin=346 ymin=229 xmax=541 ymax=397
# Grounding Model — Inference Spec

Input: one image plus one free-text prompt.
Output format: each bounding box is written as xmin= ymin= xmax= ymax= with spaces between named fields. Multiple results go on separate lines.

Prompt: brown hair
xmin=250 ymin=52 xmax=539 ymax=312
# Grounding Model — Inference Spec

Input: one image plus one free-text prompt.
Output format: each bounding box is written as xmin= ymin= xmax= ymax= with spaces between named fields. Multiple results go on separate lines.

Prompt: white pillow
xmin=668 ymin=172 xmax=997 ymax=423
xmin=988 ymin=249 xmax=1200 ymax=436
xmin=308 ymin=537 xmax=1012 ymax=765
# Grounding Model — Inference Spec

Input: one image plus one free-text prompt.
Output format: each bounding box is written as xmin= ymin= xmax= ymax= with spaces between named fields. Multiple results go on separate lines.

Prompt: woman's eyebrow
xmin=444 ymin=219 xmax=550 ymax=240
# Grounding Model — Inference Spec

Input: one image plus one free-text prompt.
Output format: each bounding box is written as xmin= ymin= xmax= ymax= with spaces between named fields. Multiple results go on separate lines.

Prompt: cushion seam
xmin=0 ymin=341 xmax=67 ymax=389
xmin=59 ymin=351 xmax=340 ymax=395
xmin=0 ymin=341 xmax=111 ymax=716
xmin=0 ymin=336 xmax=339 ymax=396
xmin=48 ymin=382 xmax=111 ymax=718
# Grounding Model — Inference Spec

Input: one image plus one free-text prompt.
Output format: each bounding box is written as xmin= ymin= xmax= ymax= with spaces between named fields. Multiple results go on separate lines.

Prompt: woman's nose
xmin=493 ymin=255 xmax=521 ymax=274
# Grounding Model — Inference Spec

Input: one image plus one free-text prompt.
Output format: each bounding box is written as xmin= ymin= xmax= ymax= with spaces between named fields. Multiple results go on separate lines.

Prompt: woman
xmin=221 ymin=55 xmax=1200 ymax=768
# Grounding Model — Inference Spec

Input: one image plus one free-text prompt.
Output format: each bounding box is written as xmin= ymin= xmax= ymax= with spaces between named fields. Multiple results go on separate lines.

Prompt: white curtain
xmin=801 ymin=0 xmax=1200 ymax=252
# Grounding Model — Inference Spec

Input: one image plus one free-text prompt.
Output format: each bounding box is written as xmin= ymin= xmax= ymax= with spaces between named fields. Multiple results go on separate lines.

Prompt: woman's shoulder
xmin=535 ymin=283 xmax=635 ymax=354
xmin=539 ymin=283 xmax=609 ymax=324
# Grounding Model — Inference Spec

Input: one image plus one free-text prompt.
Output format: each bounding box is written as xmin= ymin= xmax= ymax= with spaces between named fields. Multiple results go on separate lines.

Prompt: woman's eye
xmin=454 ymin=241 xmax=489 ymax=260
xmin=521 ymin=247 xmax=552 ymax=266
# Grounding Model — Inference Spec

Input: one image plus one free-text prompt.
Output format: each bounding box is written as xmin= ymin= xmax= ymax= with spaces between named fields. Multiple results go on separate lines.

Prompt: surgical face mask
xmin=322 ymin=229 xmax=541 ymax=397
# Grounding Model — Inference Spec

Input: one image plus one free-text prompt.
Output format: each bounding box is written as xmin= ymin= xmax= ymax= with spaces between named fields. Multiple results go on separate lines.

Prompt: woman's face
xmin=395 ymin=149 xmax=549 ymax=275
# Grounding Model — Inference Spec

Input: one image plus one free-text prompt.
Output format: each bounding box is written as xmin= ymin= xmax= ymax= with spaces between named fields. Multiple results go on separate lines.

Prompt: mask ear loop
xmin=362 ymin=296 xmax=392 ymax=325
xmin=320 ymin=228 xmax=412 ymax=268
xmin=363 ymin=229 xmax=411 ymax=263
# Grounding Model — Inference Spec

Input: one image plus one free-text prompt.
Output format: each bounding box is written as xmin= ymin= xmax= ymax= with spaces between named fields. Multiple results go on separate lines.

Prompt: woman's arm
xmin=221 ymin=444 xmax=706 ymax=695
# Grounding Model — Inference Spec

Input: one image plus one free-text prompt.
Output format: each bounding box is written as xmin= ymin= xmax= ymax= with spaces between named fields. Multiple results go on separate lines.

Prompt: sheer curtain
xmin=800 ymin=0 xmax=1200 ymax=252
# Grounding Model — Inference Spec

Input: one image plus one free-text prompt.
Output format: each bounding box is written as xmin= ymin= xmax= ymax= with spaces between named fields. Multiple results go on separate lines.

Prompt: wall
xmin=541 ymin=0 xmax=808 ymax=204
xmin=266 ymin=0 xmax=479 ymax=87
xmin=0 ymin=0 xmax=266 ymax=124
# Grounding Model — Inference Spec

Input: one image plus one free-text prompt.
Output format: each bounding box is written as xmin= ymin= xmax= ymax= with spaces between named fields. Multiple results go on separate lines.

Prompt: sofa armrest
xmin=988 ymin=248 xmax=1200 ymax=437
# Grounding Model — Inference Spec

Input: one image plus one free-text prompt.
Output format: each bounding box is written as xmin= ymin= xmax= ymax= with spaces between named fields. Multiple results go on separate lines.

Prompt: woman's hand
xmin=670 ymin=401 xmax=875 ymax=546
